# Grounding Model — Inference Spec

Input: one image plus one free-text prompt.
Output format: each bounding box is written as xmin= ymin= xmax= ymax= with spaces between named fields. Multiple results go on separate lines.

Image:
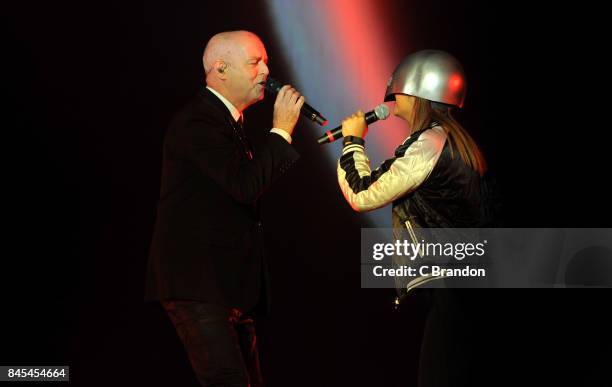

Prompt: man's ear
xmin=215 ymin=61 xmax=228 ymax=77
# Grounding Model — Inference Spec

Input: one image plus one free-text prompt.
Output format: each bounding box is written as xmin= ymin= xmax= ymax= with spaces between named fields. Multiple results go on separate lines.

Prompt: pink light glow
xmin=320 ymin=0 xmax=408 ymax=151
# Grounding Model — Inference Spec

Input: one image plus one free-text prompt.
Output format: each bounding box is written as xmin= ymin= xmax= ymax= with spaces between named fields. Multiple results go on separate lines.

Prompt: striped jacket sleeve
xmin=337 ymin=127 xmax=447 ymax=212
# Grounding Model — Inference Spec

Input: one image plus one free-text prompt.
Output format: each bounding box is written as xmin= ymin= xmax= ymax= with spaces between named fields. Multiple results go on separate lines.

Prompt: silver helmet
xmin=384 ymin=49 xmax=466 ymax=108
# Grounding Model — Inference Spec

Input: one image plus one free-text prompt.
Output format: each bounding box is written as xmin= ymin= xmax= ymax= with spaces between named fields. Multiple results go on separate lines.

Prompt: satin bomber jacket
xmin=337 ymin=123 xmax=483 ymax=228
xmin=337 ymin=124 xmax=484 ymax=294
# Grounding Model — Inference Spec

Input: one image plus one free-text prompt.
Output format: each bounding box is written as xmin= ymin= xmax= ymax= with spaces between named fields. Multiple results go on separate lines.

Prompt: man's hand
xmin=273 ymin=85 xmax=305 ymax=136
xmin=341 ymin=110 xmax=368 ymax=138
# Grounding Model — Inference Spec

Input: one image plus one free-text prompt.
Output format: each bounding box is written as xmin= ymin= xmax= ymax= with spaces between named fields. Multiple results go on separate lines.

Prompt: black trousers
xmin=418 ymin=289 xmax=473 ymax=387
xmin=162 ymin=300 xmax=264 ymax=387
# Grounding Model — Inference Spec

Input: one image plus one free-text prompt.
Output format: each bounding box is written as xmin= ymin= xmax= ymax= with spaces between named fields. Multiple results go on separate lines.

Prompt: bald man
xmin=145 ymin=31 xmax=305 ymax=386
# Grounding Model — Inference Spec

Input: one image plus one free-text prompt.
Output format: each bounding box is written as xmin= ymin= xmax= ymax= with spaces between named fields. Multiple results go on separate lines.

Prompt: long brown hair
xmin=410 ymin=97 xmax=487 ymax=177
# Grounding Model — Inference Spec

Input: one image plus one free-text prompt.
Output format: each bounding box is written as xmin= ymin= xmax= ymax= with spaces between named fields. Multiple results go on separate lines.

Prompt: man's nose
xmin=260 ymin=62 xmax=269 ymax=76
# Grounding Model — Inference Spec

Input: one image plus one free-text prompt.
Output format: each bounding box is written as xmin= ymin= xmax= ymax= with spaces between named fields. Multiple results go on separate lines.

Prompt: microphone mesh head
xmin=374 ymin=104 xmax=390 ymax=120
xmin=264 ymin=77 xmax=282 ymax=93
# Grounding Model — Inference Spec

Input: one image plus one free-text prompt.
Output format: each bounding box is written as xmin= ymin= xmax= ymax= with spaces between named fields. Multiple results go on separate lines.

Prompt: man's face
xmin=226 ymin=35 xmax=269 ymax=110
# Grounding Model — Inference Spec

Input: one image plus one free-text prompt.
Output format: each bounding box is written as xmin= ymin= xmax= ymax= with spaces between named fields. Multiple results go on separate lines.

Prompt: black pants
xmin=162 ymin=300 xmax=264 ymax=387
xmin=418 ymin=289 xmax=474 ymax=387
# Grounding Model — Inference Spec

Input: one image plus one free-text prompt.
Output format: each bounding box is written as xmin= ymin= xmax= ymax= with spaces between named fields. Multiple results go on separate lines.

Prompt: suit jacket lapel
xmin=198 ymin=88 xmax=253 ymax=160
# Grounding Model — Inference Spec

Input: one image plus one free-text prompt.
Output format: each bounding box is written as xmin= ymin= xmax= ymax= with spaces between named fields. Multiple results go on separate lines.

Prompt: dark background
xmin=6 ymin=1 xmax=611 ymax=386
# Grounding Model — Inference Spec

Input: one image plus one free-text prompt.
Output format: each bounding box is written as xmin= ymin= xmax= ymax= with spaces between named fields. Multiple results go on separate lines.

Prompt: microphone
xmin=264 ymin=77 xmax=329 ymax=126
xmin=317 ymin=104 xmax=390 ymax=145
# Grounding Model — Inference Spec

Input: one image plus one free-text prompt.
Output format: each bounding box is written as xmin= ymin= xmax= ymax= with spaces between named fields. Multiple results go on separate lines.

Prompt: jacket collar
xmin=198 ymin=87 xmax=239 ymax=124
xmin=205 ymin=86 xmax=241 ymax=122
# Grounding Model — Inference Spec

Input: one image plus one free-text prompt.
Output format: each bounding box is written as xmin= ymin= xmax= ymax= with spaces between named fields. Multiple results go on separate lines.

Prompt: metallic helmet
xmin=384 ymin=49 xmax=466 ymax=108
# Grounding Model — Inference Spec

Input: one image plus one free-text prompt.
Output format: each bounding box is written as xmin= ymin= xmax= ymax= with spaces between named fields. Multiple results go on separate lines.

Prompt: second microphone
xmin=317 ymin=104 xmax=390 ymax=145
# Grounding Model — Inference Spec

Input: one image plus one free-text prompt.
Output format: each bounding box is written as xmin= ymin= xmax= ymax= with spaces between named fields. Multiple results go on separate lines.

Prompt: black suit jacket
xmin=145 ymin=88 xmax=299 ymax=313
